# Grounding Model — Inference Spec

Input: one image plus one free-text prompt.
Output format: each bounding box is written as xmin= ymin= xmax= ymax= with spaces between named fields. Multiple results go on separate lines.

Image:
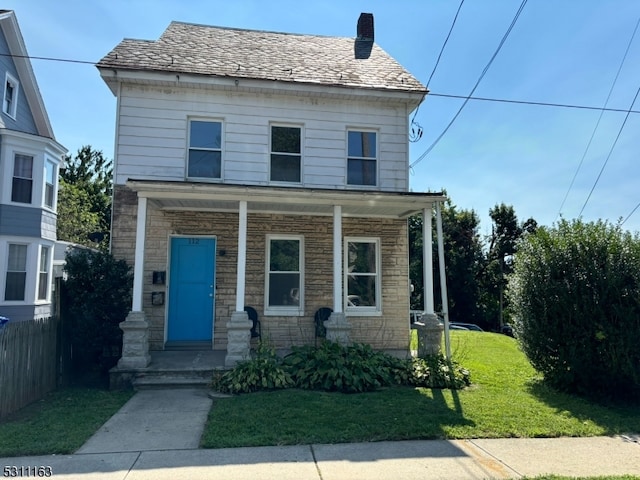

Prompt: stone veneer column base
xmin=324 ymin=311 xmax=351 ymax=345
xmin=414 ymin=313 xmax=443 ymax=357
xmin=225 ymin=311 xmax=252 ymax=367
xmin=117 ymin=311 xmax=151 ymax=369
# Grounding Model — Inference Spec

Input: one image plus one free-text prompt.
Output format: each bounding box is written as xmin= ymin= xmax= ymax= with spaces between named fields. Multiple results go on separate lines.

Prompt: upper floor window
xmin=37 ymin=246 xmax=50 ymax=301
xmin=3 ymin=73 xmax=19 ymax=118
xmin=270 ymin=125 xmax=301 ymax=183
xmin=5 ymin=244 xmax=27 ymax=301
xmin=265 ymin=235 xmax=303 ymax=315
xmin=44 ymin=160 xmax=56 ymax=209
xmin=12 ymin=154 xmax=33 ymax=204
xmin=347 ymin=130 xmax=377 ymax=186
xmin=345 ymin=238 xmax=381 ymax=314
xmin=187 ymin=120 xmax=222 ymax=179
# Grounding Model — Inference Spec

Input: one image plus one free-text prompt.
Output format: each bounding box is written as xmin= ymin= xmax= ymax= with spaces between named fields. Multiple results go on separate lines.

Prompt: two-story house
xmin=0 ymin=10 xmax=66 ymax=322
xmin=98 ymin=13 xmax=446 ymax=370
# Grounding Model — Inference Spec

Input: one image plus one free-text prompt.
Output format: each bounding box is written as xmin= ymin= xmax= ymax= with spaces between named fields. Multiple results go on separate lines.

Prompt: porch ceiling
xmin=127 ymin=180 xmax=446 ymax=218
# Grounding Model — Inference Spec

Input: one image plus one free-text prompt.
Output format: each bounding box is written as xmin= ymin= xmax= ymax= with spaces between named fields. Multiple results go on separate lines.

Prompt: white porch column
xmin=436 ymin=201 xmax=451 ymax=359
xmin=423 ymin=206 xmax=434 ymax=315
xmin=117 ymin=195 xmax=150 ymax=371
xmin=325 ymin=205 xmax=350 ymax=344
xmin=132 ymin=197 xmax=147 ymax=311
xmin=332 ymin=205 xmax=343 ymax=313
xmin=226 ymin=200 xmax=251 ymax=367
xmin=235 ymin=200 xmax=248 ymax=312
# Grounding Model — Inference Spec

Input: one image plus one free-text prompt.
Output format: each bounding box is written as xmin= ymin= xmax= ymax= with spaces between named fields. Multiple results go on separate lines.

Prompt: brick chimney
xmin=357 ymin=13 xmax=374 ymax=41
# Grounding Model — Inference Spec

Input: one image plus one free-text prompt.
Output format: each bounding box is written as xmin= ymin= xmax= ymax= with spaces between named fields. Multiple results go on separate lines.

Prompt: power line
xmin=428 ymin=93 xmax=640 ymax=114
xmin=622 ymin=201 xmax=640 ymax=226
xmin=556 ymin=16 xmax=640 ymax=221
xmin=0 ymin=52 xmax=95 ymax=65
xmin=410 ymin=0 xmax=529 ymax=169
xmin=410 ymin=0 xmax=465 ymax=143
xmin=578 ymin=87 xmax=640 ymax=218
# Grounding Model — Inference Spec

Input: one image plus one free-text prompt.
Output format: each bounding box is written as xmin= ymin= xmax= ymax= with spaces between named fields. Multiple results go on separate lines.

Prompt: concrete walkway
xmin=2 ymin=389 xmax=639 ymax=479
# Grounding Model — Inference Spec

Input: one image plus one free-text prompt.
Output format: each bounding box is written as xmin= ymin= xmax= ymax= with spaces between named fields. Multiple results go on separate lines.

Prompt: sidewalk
xmin=1 ymin=389 xmax=639 ymax=479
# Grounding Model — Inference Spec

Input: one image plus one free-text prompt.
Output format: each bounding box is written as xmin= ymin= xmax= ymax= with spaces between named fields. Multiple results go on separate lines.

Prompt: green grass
xmin=0 ymin=387 xmax=133 ymax=457
xmin=201 ymin=332 xmax=640 ymax=448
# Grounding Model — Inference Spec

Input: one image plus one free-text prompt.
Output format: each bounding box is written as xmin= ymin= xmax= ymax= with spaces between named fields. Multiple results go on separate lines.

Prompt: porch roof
xmin=126 ymin=180 xmax=445 ymax=219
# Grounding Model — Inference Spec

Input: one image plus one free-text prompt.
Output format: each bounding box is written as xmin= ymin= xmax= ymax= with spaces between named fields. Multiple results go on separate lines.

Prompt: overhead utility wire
xmin=0 ymin=52 xmax=95 ymax=65
xmin=578 ymin=87 xmax=640 ymax=218
xmin=410 ymin=0 xmax=465 ymax=141
xmin=556 ymin=16 xmax=640 ymax=221
xmin=410 ymin=0 xmax=528 ymax=169
xmin=622 ymin=201 xmax=640 ymax=226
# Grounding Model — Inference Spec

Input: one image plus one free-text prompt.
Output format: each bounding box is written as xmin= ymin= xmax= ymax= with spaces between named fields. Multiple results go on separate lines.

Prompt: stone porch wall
xmin=112 ymin=185 xmax=411 ymax=352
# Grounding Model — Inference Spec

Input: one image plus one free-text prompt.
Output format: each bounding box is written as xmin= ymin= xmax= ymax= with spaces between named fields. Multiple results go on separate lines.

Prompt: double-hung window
xmin=270 ymin=125 xmax=301 ymax=183
xmin=44 ymin=160 xmax=56 ymax=209
xmin=12 ymin=154 xmax=33 ymax=204
xmin=347 ymin=130 xmax=377 ymax=186
xmin=37 ymin=246 xmax=50 ymax=301
xmin=3 ymin=73 xmax=19 ymax=118
xmin=187 ymin=120 xmax=222 ymax=179
xmin=345 ymin=238 xmax=381 ymax=313
xmin=266 ymin=235 xmax=303 ymax=314
xmin=5 ymin=244 xmax=27 ymax=301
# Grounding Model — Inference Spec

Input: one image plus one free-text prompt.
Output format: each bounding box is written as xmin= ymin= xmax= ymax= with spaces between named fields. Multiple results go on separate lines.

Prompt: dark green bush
xmin=508 ymin=219 xmax=640 ymax=401
xmin=211 ymin=343 xmax=293 ymax=394
xmin=63 ymin=250 xmax=132 ymax=373
xmin=409 ymin=355 xmax=471 ymax=389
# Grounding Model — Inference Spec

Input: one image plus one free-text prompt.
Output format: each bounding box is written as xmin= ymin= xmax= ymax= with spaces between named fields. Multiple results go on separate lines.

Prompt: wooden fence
xmin=0 ymin=317 xmax=59 ymax=419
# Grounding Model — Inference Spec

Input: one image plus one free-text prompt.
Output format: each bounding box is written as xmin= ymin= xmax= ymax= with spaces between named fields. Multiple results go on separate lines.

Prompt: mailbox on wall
xmin=152 ymin=271 xmax=166 ymax=285
xmin=151 ymin=291 xmax=165 ymax=306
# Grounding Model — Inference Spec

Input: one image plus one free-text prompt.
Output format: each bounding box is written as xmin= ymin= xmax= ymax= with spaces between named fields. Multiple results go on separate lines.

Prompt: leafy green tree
xmin=57 ymin=146 xmax=112 ymax=250
xmin=509 ymin=219 xmax=640 ymax=401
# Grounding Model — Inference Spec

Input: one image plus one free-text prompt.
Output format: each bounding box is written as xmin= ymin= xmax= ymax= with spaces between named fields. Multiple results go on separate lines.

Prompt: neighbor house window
xmin=3 ymin=73 xmax=19 ymax=118
xmin=187 ymin=120 xmax=222 ymax=179
xmin=12 ymin=154 xmax=33 ymax=204
xmin=270 ymin=125 xmax=301 ymax=183
xmin=345 ymin=238 xmax=381 ymax=313
xmin=5 ymin=244 xmax=27 ymax=301
xmin=265 ymin=235 xmax=303 ymax=314
xmin=44 ymin=160 xmax=56 ymax=209
xmin=37 ymin=246 xmax=50 ymax=301
xmin=347 ymin=130 xmax=377 ymax=186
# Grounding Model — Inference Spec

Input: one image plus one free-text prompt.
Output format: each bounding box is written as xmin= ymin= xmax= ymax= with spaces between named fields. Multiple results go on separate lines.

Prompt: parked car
xmin=501 ymin=324 xmax=514 ymax=337
xmin=449 ymin=322 xmax=483 ymax=332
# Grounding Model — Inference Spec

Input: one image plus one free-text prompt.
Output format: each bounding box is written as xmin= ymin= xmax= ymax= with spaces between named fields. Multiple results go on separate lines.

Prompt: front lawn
xmin=0 ymin=387 xmax=133 ymax=457
xmin=202 ymin=332 xmax=640 ymax=448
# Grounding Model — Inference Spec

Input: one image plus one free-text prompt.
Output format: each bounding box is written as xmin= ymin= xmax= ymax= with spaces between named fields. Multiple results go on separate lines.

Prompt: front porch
xmin=110 ymin=349 xmax=227 ymax=390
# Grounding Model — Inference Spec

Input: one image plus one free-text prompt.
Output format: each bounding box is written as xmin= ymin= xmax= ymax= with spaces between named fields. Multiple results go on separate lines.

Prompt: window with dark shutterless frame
xmin=270 ymin=125 xmax=301 ymax=183
xmin=347 ymin=130 xmax=377 ymax=186
xmin=187 ymin=120 xmax=222 ymax=179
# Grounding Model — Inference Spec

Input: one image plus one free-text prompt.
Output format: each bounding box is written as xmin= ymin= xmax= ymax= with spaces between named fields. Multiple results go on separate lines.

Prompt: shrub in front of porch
xmin=211 ymin=340 xmax=471 ymax=394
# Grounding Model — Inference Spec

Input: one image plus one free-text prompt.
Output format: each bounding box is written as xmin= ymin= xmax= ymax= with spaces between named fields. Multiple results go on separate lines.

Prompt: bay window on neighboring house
xmin=11 ymin=153 xmax=33 ymax=204
xmin=270 ymin=125 xmax=301 ymax=183
xmin=5 ymin=244 xmax=27 ymax=301
xmin=3 ymin=73 xmax=19 ymax=118
xmin=37 ymin=245 xmax=50 ymax=301
xmin=187 ymin=119 xmax=222 ymax=179
xmin=265 ymin=235 xmax=303 ymax=315
xmin=44 ymin=160 xmax=56 ymax=209
xmin=345 ymin=237 xmax=381 ymax=314
xmin=347 ymin=130 xmax=377 ymax=186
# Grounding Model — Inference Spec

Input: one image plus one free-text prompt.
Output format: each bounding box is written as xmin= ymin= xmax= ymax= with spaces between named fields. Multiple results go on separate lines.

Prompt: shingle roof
xmin=97 ymin=21 xmax=426 ymax=93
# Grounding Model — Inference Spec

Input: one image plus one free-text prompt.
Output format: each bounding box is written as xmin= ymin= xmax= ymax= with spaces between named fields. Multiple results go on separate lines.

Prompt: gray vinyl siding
xmin=0 ymin=204 xmax=54 ymax=238
xmin=0 ymin=29 xmax=38 ymax=135
xmin=0 ymin=304 xmax=50 ymax=322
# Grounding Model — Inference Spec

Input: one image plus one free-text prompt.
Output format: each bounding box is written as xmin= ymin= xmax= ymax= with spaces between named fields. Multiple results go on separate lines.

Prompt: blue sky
xmin=6 ymin=0 xmax=640 ymax=236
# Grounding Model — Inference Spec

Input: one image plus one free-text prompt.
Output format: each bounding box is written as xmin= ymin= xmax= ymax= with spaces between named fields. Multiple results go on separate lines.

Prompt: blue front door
xmin=168 ymin=237 xmax=216 ymax=342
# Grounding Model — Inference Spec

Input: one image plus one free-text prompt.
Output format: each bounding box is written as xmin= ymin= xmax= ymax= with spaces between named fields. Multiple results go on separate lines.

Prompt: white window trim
xmin=36 ymin=245 xmax=51 ymax=302
xmin=3 ymin=72 xmax=19 ymax=119
xmin=264 ymin=234 xmax=304 ymax=316
xmin=2 ymin=240 xmax=32 ymax=304
xmin=269 ymin=123 xmax=303 ymax=185
xmin=43 ymin=159 xmax=57 ymax=211
xmin=346 ymin=128 xmax=379 ymax=188
xmin=186 ymin=118 xmax=224 ymax=182
xmin=11 ymin=152 xmax=34 ymax=205
xmin=344 ymin=236 xmax=382 ymax=316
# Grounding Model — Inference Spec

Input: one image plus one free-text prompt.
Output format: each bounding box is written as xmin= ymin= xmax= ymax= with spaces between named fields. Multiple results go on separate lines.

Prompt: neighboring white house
xmin=98 ymin=13 xmax=445 ymax=368
xmin=0 ymin=10 xmax=67 ymax=322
